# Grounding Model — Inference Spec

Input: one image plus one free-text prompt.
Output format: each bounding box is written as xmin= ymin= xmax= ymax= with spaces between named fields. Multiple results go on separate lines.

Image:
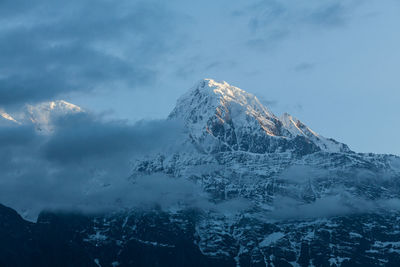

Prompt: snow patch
xmin=259 ymin=232 xmax=285 ymax=247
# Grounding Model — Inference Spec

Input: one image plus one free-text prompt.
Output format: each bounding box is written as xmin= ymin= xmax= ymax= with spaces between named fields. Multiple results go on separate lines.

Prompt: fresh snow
xmin=0 ymin=111 xmax=20 ymax=124
xmin=259 ymin=232 xmax=285 ymax=247
xmin=0 ymin=100 xmax=82 ymax=133
xmin=169 ymin=78 xmax=349 ymax=153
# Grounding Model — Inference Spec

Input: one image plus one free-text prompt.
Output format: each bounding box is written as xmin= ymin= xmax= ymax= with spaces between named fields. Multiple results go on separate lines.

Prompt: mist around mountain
xmin=1 ymin=79 xmax=400 ymax=266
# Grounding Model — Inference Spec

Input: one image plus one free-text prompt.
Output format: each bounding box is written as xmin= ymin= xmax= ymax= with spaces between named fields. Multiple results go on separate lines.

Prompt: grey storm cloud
xmin=0 ymin=124 xmax=37 ymax=147
xmin=0 ymin=112 xmax=252 ymax=220
xmin=0 ymin=0 xmax=182 ymax=106
xmin=0 ymin=112 xmax=187 ymax=220
xmin=43 ymin=113 xmax=184 ymax=163
xmin=0 ymin=111 xmax=398 ymax=221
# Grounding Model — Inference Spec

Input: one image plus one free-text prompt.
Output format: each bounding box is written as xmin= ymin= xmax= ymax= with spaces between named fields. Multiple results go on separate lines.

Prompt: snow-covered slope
xmin=0 ymin=100 xmax=82 ymax=132
xmin=0 ymin=110 xmax=20 ymax=125
xmin=280 ymin=112 xmax=349 ymax=153
xmin=24 ymin=100 xmax=82 ymax=132
xmin=169 ymin=79 xmax=349 ymax=154
xmin=137 ymin=79 xmax=398 ymax=207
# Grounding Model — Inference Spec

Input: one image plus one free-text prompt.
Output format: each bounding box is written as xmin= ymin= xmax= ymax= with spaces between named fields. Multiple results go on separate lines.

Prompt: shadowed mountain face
xmin=0 ymin=204 xmax=234 ymax=267
xmin=2 ymin=203 xmax=400 ymax=267
xmin=1 ymin=79 xmax=400 ymax=266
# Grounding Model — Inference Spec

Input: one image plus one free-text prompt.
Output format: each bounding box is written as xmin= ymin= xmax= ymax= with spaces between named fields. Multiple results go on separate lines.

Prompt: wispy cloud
xmin=235 ymin=0 xmax=361 ymax=48
xmin=294 ymin=62 xmax=315 ymax=72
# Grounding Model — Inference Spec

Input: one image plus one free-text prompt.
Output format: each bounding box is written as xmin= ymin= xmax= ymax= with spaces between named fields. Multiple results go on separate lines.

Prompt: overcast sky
xmin=1 ymin=0 xmax=399 ymax=155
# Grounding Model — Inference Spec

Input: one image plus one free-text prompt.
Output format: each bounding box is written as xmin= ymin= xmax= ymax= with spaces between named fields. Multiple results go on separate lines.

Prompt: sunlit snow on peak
xmin=26 ymin=100 xmax=83 ymax=132
xmin=0 ymin=110 xmax=21 ymax=124
xmin=169 ymin=79 xmax=350 ymax=153
xmin=0 ymin=100 xmax=83 ymax=133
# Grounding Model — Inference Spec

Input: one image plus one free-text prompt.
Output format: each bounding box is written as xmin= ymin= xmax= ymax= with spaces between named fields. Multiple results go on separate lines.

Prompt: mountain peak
xmin=0 ymin=100 xmax=83 ymax=132
xmin=25 ymin=100 xmax=82 ymax=132
xmin=170 ymin=78 xmax=276 ymax=124
xmin=186 ymin=78 xmax=274 ymax=114
xmin=27 ymin=100 xmax=82 ymax=114
xmin=169 ymin=79 xmax=350 ymax=154
xmin=193 ymin=78 xmax=249 ymax=100
xmin=0 ymin=110 xmax=21 ymax=125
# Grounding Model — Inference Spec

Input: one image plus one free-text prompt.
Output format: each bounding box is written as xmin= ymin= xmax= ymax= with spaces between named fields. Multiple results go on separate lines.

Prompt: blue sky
xmin=1 ymin=0 xmax=399 ymax=155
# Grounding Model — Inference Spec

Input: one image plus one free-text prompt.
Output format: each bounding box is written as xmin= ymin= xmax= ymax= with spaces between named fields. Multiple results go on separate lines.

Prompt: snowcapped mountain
xmin=24 ymin=100 xmax=82 ymax=132
xmin=1 ymin=79 xmax=400 ymax=266
xmin=134 ymin=79 xmax=400 ymax=206
xmin=0 ymin=100 xmax=82 ymax=132
xmin=128 ymin=79 xmax=400 ymax=266
xmin=169 ymin=79 xmax=349 ymax=154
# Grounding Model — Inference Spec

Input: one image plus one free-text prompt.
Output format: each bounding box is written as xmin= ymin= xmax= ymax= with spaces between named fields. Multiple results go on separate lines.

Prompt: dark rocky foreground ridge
xmin=0 ymin=204 xmax=231 ymax=267
xmin=2 ymin=203 xmax=400 ymax=267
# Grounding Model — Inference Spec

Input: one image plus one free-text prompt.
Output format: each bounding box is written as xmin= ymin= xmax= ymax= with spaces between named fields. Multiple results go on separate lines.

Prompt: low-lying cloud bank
xmin=0 ymin=110 xmax=252 ymax=221
xmin=1 ymin=111 xmax=400 ymax=222
xmin=0 ymin=112 xmax=193 ymax=220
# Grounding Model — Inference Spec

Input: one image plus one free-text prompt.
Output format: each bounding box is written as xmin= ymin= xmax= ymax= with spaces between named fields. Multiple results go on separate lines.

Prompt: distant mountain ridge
xmin=0 ymin=100 xmax=82 ymax=132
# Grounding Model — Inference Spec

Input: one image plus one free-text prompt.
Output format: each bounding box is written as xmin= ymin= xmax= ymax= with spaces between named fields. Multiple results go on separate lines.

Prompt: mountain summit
xmin=0 ymin=100 xmax=82 ymax=132
xmin=25 ymin=100 xmax=82 ymax=132
xmin=169 ymin=79 xmax=349 ymax=154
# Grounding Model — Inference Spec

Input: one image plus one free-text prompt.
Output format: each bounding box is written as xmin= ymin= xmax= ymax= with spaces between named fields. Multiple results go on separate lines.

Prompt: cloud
xmin=0 ymin=106 xmax=398 ymax=222
xmin=0 ymin=0 xmax=182 ymax=106
xmin=0 ymin=112 xmax=188 ymax=220
xmin=236 ymin=0 xmax=361 ymax=48
xmin=43 ymin=113 xmax=184 ymax=163
xmin=307 ymin=2 xmax=348 ymax=27
xmin=0 ymin=113 xmax=398 ymax=222
xmin=294 ymin=62 xmax=315 ymax=72
xmin=0 ymin=124 xmax=37 ymax=147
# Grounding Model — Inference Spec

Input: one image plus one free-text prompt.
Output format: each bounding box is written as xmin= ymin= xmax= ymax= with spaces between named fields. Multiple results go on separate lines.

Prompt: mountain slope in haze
xmin=25 ymin=100 xmax=82 ymax=132
xmin=0 ymin=100 xmax=82 ymax=132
